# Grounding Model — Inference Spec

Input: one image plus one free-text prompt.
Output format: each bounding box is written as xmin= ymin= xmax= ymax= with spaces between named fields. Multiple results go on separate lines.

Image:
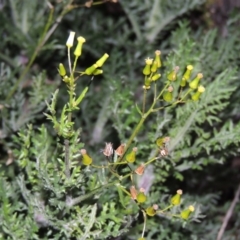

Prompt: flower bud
xmin=156 ymin=136 xmax=170 ymax=147
xmin=126 ymin=147 xmax=137 ymax=163
xmin=115 ymin=143 xmax=125 ymax=156
xmin=130 ymin=186 xmax=138 ymax=200
xmin=85 ymin=0 xmax=93 ymax=8
xmin=58 ymin=63 xmax=66 ymax=77
xmin=189 ymin=73 xmax=203 ymax=89
xmin=151 ymin=60 xmax=158 ymax=73
xmin=163 ymin=86 xmax=173 ymax=102
xmin=80 ymin=149 xmax=92 ymax=165
xmin=143 ymin=85 xmax=150 ymax=90
xmin=102 ymin=143 xmax=113 ymax=157
xmin=66 ymin=31 xmax=75 ymax=48
xmin=167 ymin=66 xmax=179 ymax=81
xmin=63 ymin=76 xmax=70 ymax=83
xmin=93 ymin=69 xmax=103 ymax=75
xmin=143 ymin=58 xmax=153 ymax=76
xmin=146 ymin=204 xmax=158 ymax=217
xmin=191 ymin=85 xmax=205 ymax=101
xmin=154 ymin=50 xmax=161 ymax=68
xmin=144 ymin=77 xmax=152 ymax=89
xmin=184 ymin=65 xmax=193 ymax=78
xmin=151 ymin=73 xmax=161 ymax=81
xmin=137 ymin=189 xmax=147 ymax=203
xmin=180 ymin=205 xmax=195 ymax=220
xmin=74 ymin=36 xmax=86 ymax=57
xmin=85 ymin=64 xmax=98 ymax=75
xmin=181 ymin=65 xmax=193 ymax=87
xmin=170 ymin=189 xmax=182 ymax=205
xmin=95 ymin=53 xmax=109 ymax=68
xmin=135 ymin=164 xmax=145 ymax=175
xmin=159 ymin=148 xmax=168 ymax=157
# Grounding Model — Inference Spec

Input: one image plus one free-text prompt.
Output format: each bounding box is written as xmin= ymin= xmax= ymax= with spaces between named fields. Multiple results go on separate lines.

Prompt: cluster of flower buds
xmin=58 ymin=31 xmax=109 ymax=83
xmin=101 ymin=142 xmax=126 ymax=158
xmin=101 ymin=143 xmax=139 ymax=164
xmin=164 ymin=64 xmax=205 ymax=102
xmin=144 ymin=190 xmax=194 ymax=220
xmin=170 ymin=189 xmax=195 ymax=220
xmin=142 ymin=50 xmax=162 ymax=89
xmin=142 ymin=51 xmax=205 ymax=101
xmin=84 ymin=53 xmax=109 ymax=75
xmin=66 ymin=31 xmax=87 ymax=59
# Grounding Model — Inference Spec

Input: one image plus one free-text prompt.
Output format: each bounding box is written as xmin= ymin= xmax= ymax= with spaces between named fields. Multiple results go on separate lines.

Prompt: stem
xmin=142 ymin=88 xmax=147 ymax=114
xmin=151 ymin=106 xmax=164 ymax=112
xmin=141 ymin=210 xmax=147 ymax=238
xmin=117 ymin=184 xmax=131 ymax=197
xmin=144 ymin=156 xmax=159 ymax=166
xmin=160 ymin=204 xmax=173 ymax=212
xmin=92 ymin=161 xmax=129 ymax=169
xmin=119 ymin=116 xmax=148 ymax=161
xmin=108 ymin=166 xmax=121 ymax=178
xmin=68 ymin=47 xmax=73 ymax=79
xmin=180 ymin=88 xmax=193 ymax=101
xmin=72 ymin=56 xmax=78 ymax=75
xmin=64 ymin=139 xmax=71 ymax=179
xmin=154 ymin=82 xmax=157 ymax=100
xmin=41 ymin=2 xmax=72 ymax=46
xmin=217 ymin=183 xmax=240 ymax=240
xmin=115 ymin=81 xmax=171 ymax=167
xmin=156 ymin=81 xmax=170 ymax=100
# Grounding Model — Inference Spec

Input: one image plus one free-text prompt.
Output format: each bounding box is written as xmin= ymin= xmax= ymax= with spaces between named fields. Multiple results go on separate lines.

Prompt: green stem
xmin=119 ymin=115 xmax=148 ymax=161
xmin=142 ymin=88 xmax=147 ymax=114
xmin=141 ymin=210 xmax=147 ymax=238
xmin=154 ymin=82 xmax=157 ymax=100
xmin=181 ymin=88 xmax=193 ymax=101
xmin=72 ymin=56 xmax=78 ymax=75
xmin=116 ymin=81 xmax=170 ymax=165
xmin=144 ymin=156 xmax=159 ymax=166
xmin=159 ymin=204 xmax=173 ymax=212
xmin=156 ymin=81 xmax=170 ymax=100
xmin=151 ymin=106 xmax=164 ymax=112
xmin=68 ymin=47 xmax=72 ymax=77
xmin=117 ymin=184 xmax=131 ymax=197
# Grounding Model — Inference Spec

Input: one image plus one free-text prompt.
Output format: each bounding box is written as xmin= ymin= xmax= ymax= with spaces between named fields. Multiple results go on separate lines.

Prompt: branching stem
xmin=114 ymin=81 xmax=171 ymax=168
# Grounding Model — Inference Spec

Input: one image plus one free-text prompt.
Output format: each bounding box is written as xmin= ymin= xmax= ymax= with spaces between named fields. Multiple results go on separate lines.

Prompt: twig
xmin=217 ymin=183 xmax=240 ymax=240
